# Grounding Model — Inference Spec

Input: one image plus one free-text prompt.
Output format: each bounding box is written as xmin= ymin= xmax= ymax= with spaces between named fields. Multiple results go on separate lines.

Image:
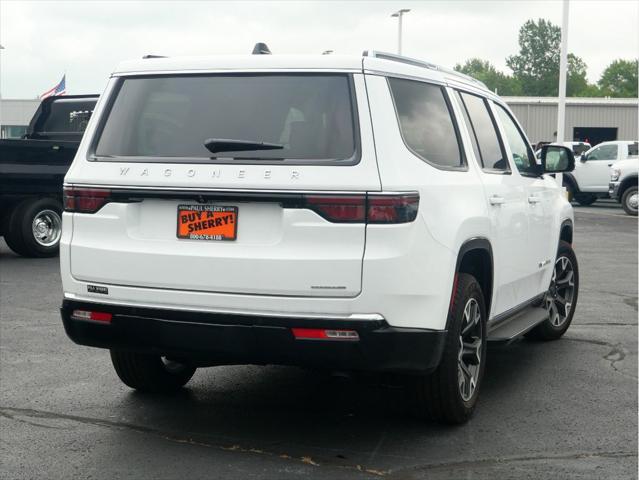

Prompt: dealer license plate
xmin=176 ymin=205 xmax=238 ymax=241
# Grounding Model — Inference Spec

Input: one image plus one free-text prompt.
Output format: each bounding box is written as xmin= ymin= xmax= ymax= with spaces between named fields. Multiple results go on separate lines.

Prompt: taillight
xmin=302 ymin=192 xmax=419 ymax=224
xmin=64 ymin=187 xmax=112 ymax=213
xmin=304 ymin=195 xmax=366 ymax=223
xmin=367 ymin=193 xmax=419 ymax=224
xmin=291 ymin=328 xmax=359 ymax=341
xmin=71 ymin=309 xmax=113 ymax=323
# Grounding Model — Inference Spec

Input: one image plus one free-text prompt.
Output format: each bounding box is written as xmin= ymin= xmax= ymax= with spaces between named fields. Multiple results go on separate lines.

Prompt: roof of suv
xmin=111 ymin=50 xmax=491 ymax=94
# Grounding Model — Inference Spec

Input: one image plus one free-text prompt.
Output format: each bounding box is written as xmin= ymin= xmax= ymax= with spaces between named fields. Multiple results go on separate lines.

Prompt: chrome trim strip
xmin=63 ymin=184 xmax=417 ymax=196
xmin=64 ymin=292 xmax=385 ymax=321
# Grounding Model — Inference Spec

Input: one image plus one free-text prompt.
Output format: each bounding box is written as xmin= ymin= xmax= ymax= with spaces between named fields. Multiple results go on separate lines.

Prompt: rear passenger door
xmin=492 ymin=102 xmax=555 ymax=297
xmin=454 ymin=90 xmax=531 ymax=317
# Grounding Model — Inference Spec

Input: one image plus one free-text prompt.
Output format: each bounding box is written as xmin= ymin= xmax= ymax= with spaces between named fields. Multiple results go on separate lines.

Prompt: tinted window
xmin=457 ymin=92 xmax=508 ymax=171
xmin=95 ymin=74 xmax=357 ymax=163
xmin=39 ymin=99 xmax=96 ymax=133
xmin=588 ymin=144 xmax=618 ymax=161
xmin=389 ymin=78 xmax=464 ymax=168
xmin=494 ymin=104 xmax=537 ymax=174
xmin=628 ymin=142 xmax=638 ymax=157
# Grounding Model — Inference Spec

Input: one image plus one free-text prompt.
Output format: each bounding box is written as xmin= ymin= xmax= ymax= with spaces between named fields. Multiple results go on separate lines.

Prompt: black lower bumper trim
xmin=60 ymin=299 xmax=446 ymax=374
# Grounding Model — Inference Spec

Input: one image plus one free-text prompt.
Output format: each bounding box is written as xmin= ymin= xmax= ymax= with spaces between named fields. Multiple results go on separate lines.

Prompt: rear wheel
xmin=4 ymin=197 xmax=63 ymax=257
xmin=621 ymin=186 xmax=638 ymax=216
xmin=574 ymin=193 xmax=597 ymax=206
xmin=527 ymin=241 xmax=579 ymax=341
xmin=110 ymin=350 xmax=196 ymax=393
xmin=412 ymin=273 xmax=487 ymax=424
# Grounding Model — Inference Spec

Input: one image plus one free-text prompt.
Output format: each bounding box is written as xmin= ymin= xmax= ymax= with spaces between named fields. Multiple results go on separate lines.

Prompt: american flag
xmin=40 ymin=75 xmax=66 ymax=99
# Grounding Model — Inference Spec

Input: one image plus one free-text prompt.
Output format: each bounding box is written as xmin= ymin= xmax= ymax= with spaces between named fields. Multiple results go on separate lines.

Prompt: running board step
xmin=487 ymin=306 xmax=549 ymax=343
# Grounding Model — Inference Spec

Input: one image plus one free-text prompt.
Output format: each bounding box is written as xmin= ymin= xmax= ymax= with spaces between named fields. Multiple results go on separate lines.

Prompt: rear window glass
xmin=94 ymin=74 xmax=358 ymax=163
xmin=39 ymin=99 xmax=95 ymax=133
xmin=388 ymin=78 xmax=464 ymax=169
xmin=629 ymin=142 xmax=638 ymax=157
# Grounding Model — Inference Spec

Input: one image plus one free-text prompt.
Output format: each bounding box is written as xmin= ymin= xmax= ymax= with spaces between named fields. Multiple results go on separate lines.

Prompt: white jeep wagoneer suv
xmin=60 ymin=50 xmax=579 ymax=424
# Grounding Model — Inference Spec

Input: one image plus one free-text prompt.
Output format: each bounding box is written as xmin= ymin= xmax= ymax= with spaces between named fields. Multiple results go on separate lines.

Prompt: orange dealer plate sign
xmin=176 ymin=205 xmax=238 ymax=241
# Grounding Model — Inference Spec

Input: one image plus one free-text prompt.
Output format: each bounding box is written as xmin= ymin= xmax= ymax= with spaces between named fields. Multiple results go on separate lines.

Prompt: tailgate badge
xmin=87 ymin=285 xmax=109 ymax=295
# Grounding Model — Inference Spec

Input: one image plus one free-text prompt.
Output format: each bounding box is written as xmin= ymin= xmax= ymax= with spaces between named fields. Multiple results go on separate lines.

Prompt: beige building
xmin=0 ymin=98 xmax=41 ymax=138
xmin=504 ymin=97 xmax=638 ymax=146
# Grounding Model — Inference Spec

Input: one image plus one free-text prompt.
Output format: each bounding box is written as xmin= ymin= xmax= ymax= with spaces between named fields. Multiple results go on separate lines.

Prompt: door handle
xmin=607 ymin=163 xmax=613 ymax=166
xmin=528 ymin=195 xmax=541 ymax=204
xmin=489 ymin=195 xmax=505 ymax=205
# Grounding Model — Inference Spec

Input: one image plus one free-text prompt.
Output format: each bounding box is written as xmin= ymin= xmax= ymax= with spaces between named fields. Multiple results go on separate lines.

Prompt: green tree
xmin=454 ymin=58 xmax=522 ymax=95
xmin=506 ymin=19 xmax=593 ymax=96
xmin=598 ymin=59 xmax=638 ymax=97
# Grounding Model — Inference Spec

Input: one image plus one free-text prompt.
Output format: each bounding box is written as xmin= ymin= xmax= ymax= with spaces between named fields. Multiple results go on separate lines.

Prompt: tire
xmin=574 ymin=193 xmax=597 ymax=206
xmin=563 ymin=182 xmax=575 ymax=202
xmin=621 ymin=186 xmax=638 ymax=216
xmin=4 ymin=197 xmax=63 ymax=257
xmin=411 ymin=273 xmax=487 ymax=424
xmin=527 ymin=241 xmax=579 ymax=341
xmin=110 ymin=350 xmax=196 ymax=393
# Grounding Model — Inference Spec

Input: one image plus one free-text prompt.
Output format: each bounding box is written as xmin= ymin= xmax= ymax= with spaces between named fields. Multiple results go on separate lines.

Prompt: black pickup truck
xmin=1 ymin=94 xmax=98 ymax=257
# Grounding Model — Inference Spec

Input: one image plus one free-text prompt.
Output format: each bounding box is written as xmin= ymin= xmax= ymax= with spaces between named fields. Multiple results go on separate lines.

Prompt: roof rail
xmin=363 ymin=50 xmax=488 ymax=90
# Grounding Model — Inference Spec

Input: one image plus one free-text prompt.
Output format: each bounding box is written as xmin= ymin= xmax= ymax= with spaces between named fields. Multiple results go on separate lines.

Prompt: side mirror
xmin=540 ymin=144 xmax=575 ymax=173
xmin=580 ymin=153 xmax=587 ymax=162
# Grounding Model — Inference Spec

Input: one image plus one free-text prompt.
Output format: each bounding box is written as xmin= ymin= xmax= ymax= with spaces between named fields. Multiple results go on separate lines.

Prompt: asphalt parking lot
xmin=1 ymin=201 xmax=637 ymax=479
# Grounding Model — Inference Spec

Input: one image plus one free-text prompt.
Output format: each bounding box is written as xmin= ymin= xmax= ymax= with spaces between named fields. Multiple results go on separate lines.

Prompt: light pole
xmin=391 ymin=9 xmax=410 ymax=55
xmin=556 ymin=0 xmax=569 ymax=189
xmin=0 ymin=44 xmax=4 ymax=136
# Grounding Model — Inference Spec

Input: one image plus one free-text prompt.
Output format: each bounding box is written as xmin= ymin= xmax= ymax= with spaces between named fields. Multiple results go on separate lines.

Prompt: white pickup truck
xmin=610 ymin=157 xmax=639 ymax=215
xmin=563 ymin=141 xmax=638 ymax=205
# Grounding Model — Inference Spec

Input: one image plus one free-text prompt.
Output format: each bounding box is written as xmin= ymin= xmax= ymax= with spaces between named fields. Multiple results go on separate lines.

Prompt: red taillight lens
xmin=292 ymin=328 xmax=359 ymax=341
xmin=71 ymin=309 xmax=113 ymax=323
xmin=64 ymin=187 xmax=112 ymax=213
xmin=304 ymin=195 xmax=366 ymax=223
xmin=367 ymin=193 xmax=419 ymax=224
xmin=302 ymin=193 xmax=419 ymax=224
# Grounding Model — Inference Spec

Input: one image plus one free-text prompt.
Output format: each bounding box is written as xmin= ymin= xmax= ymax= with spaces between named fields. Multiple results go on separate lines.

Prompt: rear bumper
xmin=61 ymin=299 xmax=446 ymax=375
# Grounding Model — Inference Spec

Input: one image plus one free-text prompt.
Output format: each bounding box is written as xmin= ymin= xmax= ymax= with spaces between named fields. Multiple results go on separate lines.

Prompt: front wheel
xmin=527 ymin=241 xmax=579 ymax=341
xmin=621 ymin=186 xmax=638 ymax=216
xmin=110 ymin=350 xmax=196 ymax=393
xmin=411 ymin=273 xmax=487 ymax=424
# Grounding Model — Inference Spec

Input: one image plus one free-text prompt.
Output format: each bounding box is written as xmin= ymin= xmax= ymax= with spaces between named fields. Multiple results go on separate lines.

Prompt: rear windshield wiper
xmin=204 ymin=138 xmax=284 ymax=154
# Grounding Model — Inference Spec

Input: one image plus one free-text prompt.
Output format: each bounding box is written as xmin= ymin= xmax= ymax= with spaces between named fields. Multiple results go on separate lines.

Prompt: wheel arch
xmin=560 ymin=219 xmax=573 ymax=245
xmin=454 ymin=238 xmax=494 ymax=319
xmin=619 ymin=175 xmax=638 ymax=199
xmin=563 ymin=173 xmax=579 ymax=193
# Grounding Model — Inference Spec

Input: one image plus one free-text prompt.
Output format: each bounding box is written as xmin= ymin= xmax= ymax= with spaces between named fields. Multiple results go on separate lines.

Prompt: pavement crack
xmin=0 ymin=406 xmax=388 ymax=477
xmin=388 ymin=450 xmax=636 ymax=477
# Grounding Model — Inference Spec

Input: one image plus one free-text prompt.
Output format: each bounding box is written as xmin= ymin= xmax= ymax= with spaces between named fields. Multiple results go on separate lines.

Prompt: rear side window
xmin=388 ymin=78 xmax=464 ymax=169
xmin=628 ymin=142 xmax=638 ymax=157
xmin=456 ymin=91 xmax=509 ymax=172
xmin=94 ymin=74 xmax=358 ymax=164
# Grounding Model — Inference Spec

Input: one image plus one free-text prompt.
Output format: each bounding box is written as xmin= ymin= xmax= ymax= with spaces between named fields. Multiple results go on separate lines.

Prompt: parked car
xmin=563 ymin=140 xmax=638 ymax=206
xmin=0 ymin=95 xmax=98 ymax=257
xmin=60 ymin=49 xmax=578 ymax=424
xmin=609 ymin=153 xmax=639 ymax=215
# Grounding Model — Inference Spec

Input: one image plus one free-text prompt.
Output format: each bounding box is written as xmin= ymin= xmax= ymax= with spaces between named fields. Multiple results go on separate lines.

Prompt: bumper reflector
xmin=71 ymin=309 xmax=113 ymax=323
xmin=291 ymin=328 xmax=359 ymax=341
